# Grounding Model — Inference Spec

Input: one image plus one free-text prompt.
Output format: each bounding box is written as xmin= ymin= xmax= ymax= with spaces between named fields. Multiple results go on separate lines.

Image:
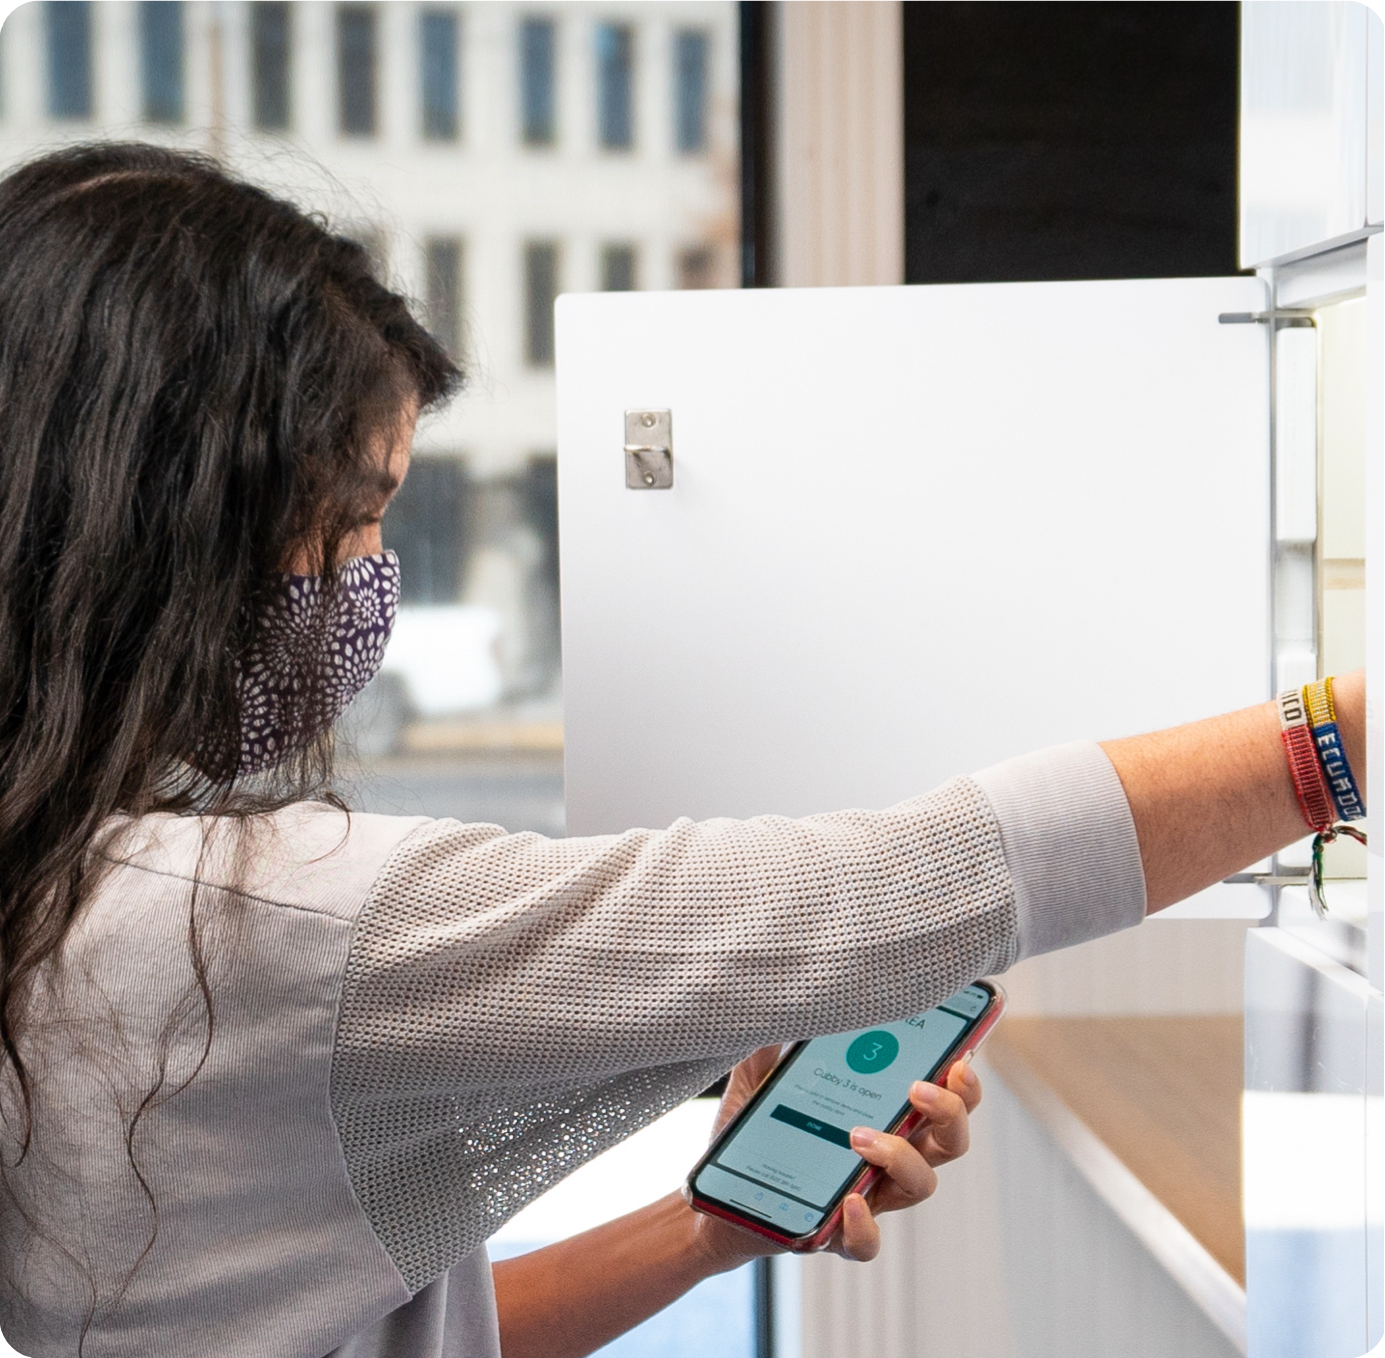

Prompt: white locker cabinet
xmin=557 ymin=277 xmax=1269 ymax=919
xmin=555 ymin=278 xmax=1276 ymax=1358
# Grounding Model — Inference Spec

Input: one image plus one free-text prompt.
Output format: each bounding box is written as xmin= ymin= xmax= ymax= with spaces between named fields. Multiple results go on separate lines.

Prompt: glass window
xmin=140 ymin=2 xmax=184 ymax=124
xmin=600 ymin=243 xmax=636 ymax=292
xmin=595 ymin=22 xmax=632 ymax=150
xmin=425 ymin=235 xmax=464 ymax=360
xmin=252 ymin=2 xmax=291 ymax=131
xmin=520 ymin=18 xmax=555 ymax=146
xmin=46 ymin=1 xmax=92 ymax=119
xmin=677 ymin=245 xmax=715 ymax=289
xmin=337 ymin=4 xmax=377 ymax=137
xmin=420 ymin=9 xmax=460 ymax=141
xmin=524 ymin=242 xmax=558 ymax=366
xmin=483 ymin=458 xmax=561 ymax=695
xmin=674 ymin=29 xmax=708 ymax=152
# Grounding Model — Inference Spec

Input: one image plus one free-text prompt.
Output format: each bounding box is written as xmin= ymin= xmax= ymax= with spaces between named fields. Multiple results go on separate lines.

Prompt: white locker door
xmin=556 ymin=279 xmax=1269 ymax=913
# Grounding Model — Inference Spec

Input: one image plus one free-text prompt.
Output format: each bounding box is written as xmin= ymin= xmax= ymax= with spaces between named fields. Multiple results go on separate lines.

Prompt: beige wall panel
xmin=1319 ymin=296 xmax=1367 ymax=560
xmin=1322 ymin=586 xmax=1368 ymax=675
xmin=776 ymin=1 xmax=903 ymax=286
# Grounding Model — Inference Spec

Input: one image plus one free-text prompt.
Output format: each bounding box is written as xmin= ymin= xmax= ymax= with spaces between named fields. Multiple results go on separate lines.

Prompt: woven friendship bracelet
xmin=1303 ymin=677 xmax=1366 ymax=822
xmin=1277 ymin=687 xmax=1336 ymax=833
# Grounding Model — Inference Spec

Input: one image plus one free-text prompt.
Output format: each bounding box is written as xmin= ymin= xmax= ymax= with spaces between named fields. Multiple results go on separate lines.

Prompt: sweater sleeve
xmin=328 ymin=742 xmax=1145 ymax=1290
xmin=973 ymin=740 xmax=1147 ymax=960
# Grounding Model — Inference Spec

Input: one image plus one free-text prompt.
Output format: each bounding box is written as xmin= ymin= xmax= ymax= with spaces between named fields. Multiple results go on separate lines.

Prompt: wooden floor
xmin=985 ymin=1015 xmax=1245 ymax=1284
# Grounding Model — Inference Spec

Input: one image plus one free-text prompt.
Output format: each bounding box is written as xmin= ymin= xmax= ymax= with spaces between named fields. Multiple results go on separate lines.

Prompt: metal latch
xmin=625 ymin=410 xmax=673 ymax=489
xmin=1223 ymin=870 xmax=1312 ymax=886
xmin=1218 ymin=309 xmax=1316 ymax=328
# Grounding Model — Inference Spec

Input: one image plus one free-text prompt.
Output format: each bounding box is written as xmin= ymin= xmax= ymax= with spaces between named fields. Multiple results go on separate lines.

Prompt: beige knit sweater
xmin=0 ymin=742 xmax=1145 ymax=1358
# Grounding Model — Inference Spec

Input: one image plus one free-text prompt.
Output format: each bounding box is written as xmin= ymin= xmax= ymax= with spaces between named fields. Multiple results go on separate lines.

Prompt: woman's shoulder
xmin=99 ymin=803 xmax=435 ymax=922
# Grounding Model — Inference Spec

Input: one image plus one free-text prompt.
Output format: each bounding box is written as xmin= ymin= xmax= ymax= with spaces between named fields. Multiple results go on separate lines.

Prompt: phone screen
xmin=691 ymin=984 xmax=992 ymax=1238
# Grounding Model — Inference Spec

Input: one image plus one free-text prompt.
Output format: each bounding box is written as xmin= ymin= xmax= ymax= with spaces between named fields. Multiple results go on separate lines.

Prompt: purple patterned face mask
xmin=237 ymin=551 xmax=401 ymax=773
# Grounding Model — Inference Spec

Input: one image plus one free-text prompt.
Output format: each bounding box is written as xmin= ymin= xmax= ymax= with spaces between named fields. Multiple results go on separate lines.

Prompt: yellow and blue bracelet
xmin=1279 ymin=676 xmax=1368 ymax=917
xmin=1303 ymin=676 xmax=1366 ymax=822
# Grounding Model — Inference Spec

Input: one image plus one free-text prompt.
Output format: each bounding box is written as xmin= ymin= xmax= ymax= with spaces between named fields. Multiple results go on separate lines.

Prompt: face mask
xmin=237 ymin=551 xmax=400 ymax=774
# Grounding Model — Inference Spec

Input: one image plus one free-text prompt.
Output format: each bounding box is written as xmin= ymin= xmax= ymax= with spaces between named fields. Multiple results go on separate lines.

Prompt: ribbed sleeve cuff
xmin=970 ymin=741 xmax=1146 ymax=962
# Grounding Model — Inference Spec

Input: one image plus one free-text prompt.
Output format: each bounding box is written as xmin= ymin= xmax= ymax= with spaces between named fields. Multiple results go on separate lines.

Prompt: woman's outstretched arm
xmin=491 ymin=674 xmax=1367 ymax=1358
xmin=1101 ymin=669 xmax=1364 ymax=912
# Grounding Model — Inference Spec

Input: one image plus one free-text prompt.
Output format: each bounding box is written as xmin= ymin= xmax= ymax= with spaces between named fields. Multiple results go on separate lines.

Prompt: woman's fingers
xmin=834 ymin=1193 xmax=882 ymax=1262
xmin=848 ymin=1124 xmax=939 ymax=1214
xmin=946 ymin=1057 xmax=983 ymax=1113
xmin=904 ymin=1078 xmax=971 ymax=1166
xmin=825 ymin=1064 xmax=985 ymax=1260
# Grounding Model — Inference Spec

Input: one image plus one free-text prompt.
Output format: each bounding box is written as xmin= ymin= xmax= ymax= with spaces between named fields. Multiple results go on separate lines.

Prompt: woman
xmin=0 ymin=144 xmax=1363 ymax=1358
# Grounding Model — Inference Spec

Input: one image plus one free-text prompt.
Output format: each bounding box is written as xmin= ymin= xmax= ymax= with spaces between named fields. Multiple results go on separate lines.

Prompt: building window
xmin=677 ymin=245 xmax=715 ymax=290
xmin=520 ymin=18 xmax=556 ymax=146
xmin=384 ymin=456 xmax=469 ymax=605
xmin=420 ymin=9 xmax=460 ymax=141
xmin=595 ymin=22 xmax=632 ymax=149
xmin=425 ymin=236 xmax=465 ymax=360
xmin=337 ymin=4 xmax=377 ymax=137
xmin=252 ymin=2 xmax=291 ymax=131
xmin=674 ymin=29 xmax=708 ymax=152
xmin=46 ymin=1 xmax=92 ymax=119
xmin=524 ymin=242 xmax=559 ymax=366
xmin=600 ymin=243 xmax=636 ymax=292
xmin=140 ymin=2 xmax=184 ymax=123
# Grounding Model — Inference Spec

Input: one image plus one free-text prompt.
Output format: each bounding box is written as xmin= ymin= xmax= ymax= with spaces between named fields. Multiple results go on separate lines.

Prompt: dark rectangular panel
xmin=252 ymin=2 xmax=291 ymax=131
xmin=140 ymin=1 xmax=184 ymax=123
xmin=520 ymin=18 xmax=556 ymax=145
xmin=383 ymin=457 xmax=469 ymax=605
xmin=600 ymin=243 xmax=636 ymax=292
xmin=904 ymin=2 xmax=1239 ymax=283
xmin=420 ymin=8 xmax=459 ymax=140
xmin=47 ymin=1 xmax=92 ymax=119
xmin=425 ymin=236 xmax=464 ymax=359
xmin=674 ymin=29 xmax=709 ymax=153
xmin=337 ymin=4 xmax=378 ymax=137
xmin=524 ymin=242 xmax=558 ymax=365
xmin=596 ymin=22 xmax=633 ymax=149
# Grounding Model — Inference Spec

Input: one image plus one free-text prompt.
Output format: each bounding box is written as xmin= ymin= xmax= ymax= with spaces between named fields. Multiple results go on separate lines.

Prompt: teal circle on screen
xmin=845 ymin=1030 xmax=900 ymax=1075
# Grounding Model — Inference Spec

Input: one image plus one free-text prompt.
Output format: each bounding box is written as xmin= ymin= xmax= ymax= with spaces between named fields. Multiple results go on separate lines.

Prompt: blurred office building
xmin=0 ymin=0 xmax=739 ymax=833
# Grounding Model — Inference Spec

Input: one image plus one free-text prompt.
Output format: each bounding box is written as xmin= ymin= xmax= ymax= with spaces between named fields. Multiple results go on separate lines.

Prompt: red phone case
xmin=685 ymin=983 xmax=1007 ymax=1252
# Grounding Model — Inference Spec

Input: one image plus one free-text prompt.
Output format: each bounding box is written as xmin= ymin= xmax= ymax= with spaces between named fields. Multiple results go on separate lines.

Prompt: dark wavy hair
xmin=0 ymin=143 xmax=459 ymax=1208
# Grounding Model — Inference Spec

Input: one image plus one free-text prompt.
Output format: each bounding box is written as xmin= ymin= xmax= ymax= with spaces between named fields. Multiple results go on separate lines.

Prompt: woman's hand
xmin=692 ymin=1045 xmax=983 ymax=1267
xmin=495 ymin=1051 xmax=982 ymax=1358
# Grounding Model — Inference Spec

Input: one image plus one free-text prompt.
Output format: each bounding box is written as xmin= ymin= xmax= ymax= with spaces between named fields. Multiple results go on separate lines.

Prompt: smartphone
xmin=685 ymin=980 xmax=1005 ymax=1252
